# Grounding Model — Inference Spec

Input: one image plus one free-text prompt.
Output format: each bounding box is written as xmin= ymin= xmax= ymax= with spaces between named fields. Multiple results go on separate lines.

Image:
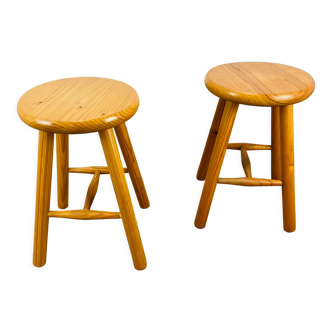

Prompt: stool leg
xmin=271 ymin=107 xmax=282 ymax=180
xmin=33 ymin=131 xmax=54 ymax=267
xmin=99 ymin=129 xmax=147 ymax=270
xmin=114 ymin=123 xmax=150 ymax=209
xmin=56 ymin=134 xmax=69 ymax=209
xmin=197 ymin=99 xmax=226 ymax=181
xmin=280 ymin=105 xmax=296 ymax=232
xmin=195 ymin=101 xmax=239 ymax=229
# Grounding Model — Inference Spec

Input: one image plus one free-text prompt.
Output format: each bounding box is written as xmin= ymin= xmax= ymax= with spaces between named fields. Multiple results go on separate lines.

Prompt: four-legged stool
xmin=18 ymin=77 xmax=149 ymax=270
xmin=195 ymin=62 xmax=315 ymax=232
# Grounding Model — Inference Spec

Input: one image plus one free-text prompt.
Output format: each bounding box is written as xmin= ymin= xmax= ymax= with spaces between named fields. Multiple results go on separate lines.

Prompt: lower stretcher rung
xmin=48 ymin=210 xmax=121 ymax=220
xmin=217 ymin=177 xmax=282 ymax=186
xmin=68 ymin=166 xmax=128 ymax=174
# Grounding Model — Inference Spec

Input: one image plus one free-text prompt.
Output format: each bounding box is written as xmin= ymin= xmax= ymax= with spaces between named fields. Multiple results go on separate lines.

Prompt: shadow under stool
xmin=18 ymin=77 xmax=149 ymax=270
xmin=195 ymin=62 xmax=315 ymax=232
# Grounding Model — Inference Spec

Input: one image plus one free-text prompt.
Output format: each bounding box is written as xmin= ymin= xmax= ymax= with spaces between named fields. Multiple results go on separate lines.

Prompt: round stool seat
xmin=205 ymin=62 xmax=315 ymax=107
xmin=17 ymin=77 xmax=139 ymax=134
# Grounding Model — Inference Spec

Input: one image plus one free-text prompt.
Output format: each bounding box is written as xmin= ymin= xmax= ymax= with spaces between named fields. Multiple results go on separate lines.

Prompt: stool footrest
xmin=48 ymin=210 xmax=121 ymax=220
xmin=227 ymin=143 xmax=271 ymax=150
xmin=217 ymin=177 xmax=282 ymax=186
xmin=68 ymin=166 xmax=128 ymax=174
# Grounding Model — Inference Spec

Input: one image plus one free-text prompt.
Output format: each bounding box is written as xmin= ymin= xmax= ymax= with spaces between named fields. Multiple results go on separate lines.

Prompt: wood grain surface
xmin=205 ymin=62 xmax=315 ymax=106
xmin=17 ymin=77 xmax=139 ymax=134
xmin=56 ymin=134 xmax=69 ymax=209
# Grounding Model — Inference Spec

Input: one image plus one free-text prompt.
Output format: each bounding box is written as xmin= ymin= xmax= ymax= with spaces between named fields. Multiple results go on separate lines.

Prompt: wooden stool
xmin=18 ymin=77 xmax=149 ymax=270
xmin=195 ymin=62 xmax=315 ymax=232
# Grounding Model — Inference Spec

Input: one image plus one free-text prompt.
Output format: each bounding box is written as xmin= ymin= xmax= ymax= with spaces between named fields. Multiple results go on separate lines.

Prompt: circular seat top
xmin=18 ymin=77 xmax=139 ymax=134
xmin=205 ymin=62 xmax=315 ymax=107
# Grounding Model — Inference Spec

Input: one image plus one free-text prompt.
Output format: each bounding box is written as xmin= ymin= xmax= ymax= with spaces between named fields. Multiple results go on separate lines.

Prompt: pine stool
xmin=18 ymin=77 xmax=149 ymax=270
xmin=195 ymin=62 xmax=315 ymax=232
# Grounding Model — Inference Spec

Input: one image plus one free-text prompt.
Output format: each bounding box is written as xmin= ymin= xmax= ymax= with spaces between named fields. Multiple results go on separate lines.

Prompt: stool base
xmin=33 ymin=126 xmax=149 ymax=270
xmin=195 ymin=99 xmax=296 ymax=232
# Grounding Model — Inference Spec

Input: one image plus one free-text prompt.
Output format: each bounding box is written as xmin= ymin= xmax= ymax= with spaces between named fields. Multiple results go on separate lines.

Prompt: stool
xmin=195 ymin=62 xmax=315 ymax=232
xmin=17 ymin=77 xmax=149 ymax=270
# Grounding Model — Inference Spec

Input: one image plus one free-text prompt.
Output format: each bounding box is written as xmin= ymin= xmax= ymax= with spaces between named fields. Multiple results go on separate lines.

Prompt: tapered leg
xmin=197 ymin=99 xmax=227 ymax=181
xmin=33 ymin=131 xmax=54 ymax=267
xmin=271 ymin=107 xmax=282 ymax=180
xmin=99 ymin=129 xmax=147 ymax=270
xmin=280 ymin=105 xmax=296 ymax=232
xmin=56 ymin=134 xmax=69 ymax=209
xmin=114 ymin=123 xmax=150 ymax=209
xmin=195 ymin=101 xmax=239 ymax=229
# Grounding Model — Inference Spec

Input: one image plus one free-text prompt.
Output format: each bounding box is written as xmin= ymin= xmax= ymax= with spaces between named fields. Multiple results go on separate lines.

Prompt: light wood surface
xmin=114 ymin=123 xmax=150 ymax=209
xmin=83 ymin=171 xmax=101 ymax=210
xmin=205 ymin=62 xmax=315 ymax=106
xmin=241 ymin=147 xmax=252 ymax=178
xmin=56 ymin=134 xmax=69 ymax=209
xmin=197 ymin=99 xmax=226 ymax=180
xmin=17 ymin=77 xmax=139 ymax=134
xmin=280 ymin=105 xmax=296 ymax=232
xmin=195 ymin=101 xmax=239 ymax=229
xmin=49 ymin=210 xmax=120 ymax=220
xmin=99 ymin=129 xmax=147 ymax=270
xmin=271 ymin=107 xmax=282 ymax=180
xmin=227 ymin=143 xmax=271 ymax=150
xmin=195 ymin=62 xmax=314 ymax=232
xmin=69 ymin=166 xmax=128 ymax=174
xmin=218 ymin=178 xmax=282 ymax=186
xmin=33 ymin=131 xmax=54 ymax=267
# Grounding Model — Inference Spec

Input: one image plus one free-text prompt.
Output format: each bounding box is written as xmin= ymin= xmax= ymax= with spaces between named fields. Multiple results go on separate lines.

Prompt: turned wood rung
xmin=227 ymin=143 xmax=271 ymax=150
xmin=217 ymin=177 xmax=282 ymax=186
xmin=241 ymin=147 xmax=252 ymax=178
xmin=48 ymin=210 xmax=121 ymax=220
xmin=68 ymin=166 xmax=128 ymax=174
xmin=84 ymin=171 xmax=100 ymax=210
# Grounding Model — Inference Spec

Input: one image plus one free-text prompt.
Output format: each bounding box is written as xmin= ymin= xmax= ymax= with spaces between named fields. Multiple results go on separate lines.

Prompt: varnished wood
xmin=195 ymin=101 xmax=239 ymax=229
xmin=99 ymin=129 xmax=147 ymax=270
xmin=69 ymin=166 xmax=128 ymax=174
xmin=114 ymin=123 xmax=150 ymax=209
xmin=17 ymin=77 xmax=139 ymax=134
xmin=49 ymin=210 xmax=120 ymax=220
xmin=195 ymin=63 xmax=314 ymax=232
xmin=280 ymin=105 xmax=296 ymax=232
xmin=197 ymin=99 xmax=226 ymax=181
xmin=205 ymin=62 xmax=315 ymax=106
xmin=241 ymin=147 xmax=252 ymax=178
xmin=271 ymin=107 xmax=282 ymax=180
xmin=84 ymin=171 xmax=101 ymax=210
xmin=18 ymin=78 xmax=149 ymax=268
xmin=218 ymin=177 xmax=282 ymax=186
xmin=56 ymin=134 xmax=69 ymax=209
xmin=227 ymin=143 xmax=271 ymax=150
xmin=33 ymin=131 xmax=54 ymax=267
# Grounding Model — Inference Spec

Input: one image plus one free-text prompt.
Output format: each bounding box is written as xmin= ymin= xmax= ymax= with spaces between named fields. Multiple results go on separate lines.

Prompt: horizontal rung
xmin=68 ymin=166 xmax=128 ymax=174
xmin=48 ymin=210 xmax=121 ymax=220
xmin=227 ymin=143 xmax=271 ymax=150
xmin=217 ymin=177 xmax=282 ymax=186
